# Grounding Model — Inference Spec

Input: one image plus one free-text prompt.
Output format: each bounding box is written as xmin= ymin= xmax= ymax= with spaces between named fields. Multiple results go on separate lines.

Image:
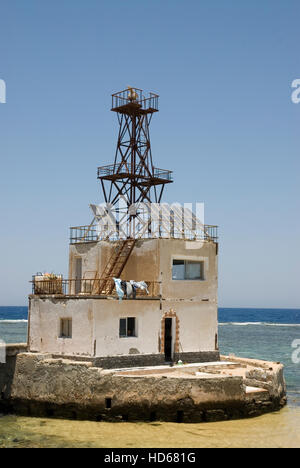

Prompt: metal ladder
xmin=98 ymin=239 xmax=136 ymax=295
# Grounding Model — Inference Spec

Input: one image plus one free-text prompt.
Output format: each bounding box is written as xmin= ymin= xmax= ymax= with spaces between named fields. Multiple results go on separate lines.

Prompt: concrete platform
xmin=0 ymin=350 xmax=287 ymax=423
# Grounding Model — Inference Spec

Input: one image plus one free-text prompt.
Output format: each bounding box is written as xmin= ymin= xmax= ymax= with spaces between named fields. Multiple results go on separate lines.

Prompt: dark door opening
xmin=164 ymin=318 xmax=173 ymax=362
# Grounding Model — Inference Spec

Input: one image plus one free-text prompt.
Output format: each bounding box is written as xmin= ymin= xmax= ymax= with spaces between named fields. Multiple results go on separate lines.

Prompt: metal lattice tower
xmin=69 ymin=87 xmax=218 ymax=244
xmin=97 ymin=87 xmax=173 ymax=215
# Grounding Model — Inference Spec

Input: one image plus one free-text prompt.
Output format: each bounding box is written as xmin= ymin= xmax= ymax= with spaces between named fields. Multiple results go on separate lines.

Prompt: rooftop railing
xmin=69 ymin=224 xmax=218 ymax=244
xmin=69 ymin=225 xmax=99 ymax=244
xmin=204 ymin=225 xmax=218 ymax=242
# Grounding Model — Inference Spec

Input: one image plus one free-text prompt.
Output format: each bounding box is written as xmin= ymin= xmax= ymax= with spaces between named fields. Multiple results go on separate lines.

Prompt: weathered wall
xmin=164 ymin=301 xmax=218 ymax=353
xmin=29 ymin=297 xmax=94 ymax=356
xmin=69 ymin=238 xmax=218 ymax=302
xmin=93 ymin=299 xmax=161 ymax=356
xmin=69 ymin=242 xmax=100 ymax=293
xmin=69 ymin=238 xmax=160 ymax=288
xmin=29 ymin=296 xmax=218 ymax=359
xmin=30 ymin=238 xmax=219 ymax=359
xmin=221 ymin=355 xmax=286 ymax=399
xmin=159 ymin=239 xmax=218 ymax=302
xmin=6 ymin=353 xmax=246 ymax=422
xmin=118 ymin=238 xmax=160 ymax=282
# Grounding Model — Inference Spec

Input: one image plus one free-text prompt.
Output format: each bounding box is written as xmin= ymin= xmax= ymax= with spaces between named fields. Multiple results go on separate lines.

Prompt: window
xmin=172 ymin=260 xmax=204 ymax=280
xmin=119 ymin=317 xmax=136 ymax=338
xmin=60 ymin=318 xmax=72 ymax=338
xmin=172 ymin=260 xmax=185 ymax=280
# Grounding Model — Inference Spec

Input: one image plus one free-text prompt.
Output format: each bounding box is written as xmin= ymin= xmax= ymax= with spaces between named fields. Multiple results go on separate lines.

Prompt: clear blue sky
xmin=0 ymin=0 xmax=299 ymax=307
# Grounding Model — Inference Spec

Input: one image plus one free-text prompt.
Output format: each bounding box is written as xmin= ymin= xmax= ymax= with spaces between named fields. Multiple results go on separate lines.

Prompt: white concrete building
xmin=28 ymin=88 xmax=219 ymax=367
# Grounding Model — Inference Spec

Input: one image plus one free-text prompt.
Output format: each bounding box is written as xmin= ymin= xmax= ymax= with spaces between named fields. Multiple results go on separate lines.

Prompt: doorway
xmin=164 ymin=318 xmax=173 ymax=362
xmin=75 ymin=258 xmax=82 ymax=294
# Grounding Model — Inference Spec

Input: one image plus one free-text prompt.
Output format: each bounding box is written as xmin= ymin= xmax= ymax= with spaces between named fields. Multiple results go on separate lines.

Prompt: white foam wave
xmin=219 ymin=322 xmax=300 ymax=327
xmin=0 ymin=319 xmax=28 ymax=324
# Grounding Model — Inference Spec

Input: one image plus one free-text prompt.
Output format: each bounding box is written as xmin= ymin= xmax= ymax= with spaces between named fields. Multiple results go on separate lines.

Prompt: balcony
xmin=31 ymin=277 xmax=161 ymax=299
xmin=97 ymin=164 xmax=173 ymax=186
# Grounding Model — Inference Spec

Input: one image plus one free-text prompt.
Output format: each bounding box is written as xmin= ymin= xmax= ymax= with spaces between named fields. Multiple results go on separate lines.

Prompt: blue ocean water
xmin=0 ymin=306 xmax=28 ymax=321
xmin=0 ymin=306 xmax=300 ymax=406
xmin=219 ymin=307 xmax=300 ymax=325
xmin=0 ymin=307 xmax=28 ymax=344
xmin=218 ymin=307 xmax=300 ymax=407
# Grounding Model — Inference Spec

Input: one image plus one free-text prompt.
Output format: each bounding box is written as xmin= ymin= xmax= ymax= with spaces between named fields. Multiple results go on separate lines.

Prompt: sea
xmin=0 ymin=306 xmax=299 ymax=448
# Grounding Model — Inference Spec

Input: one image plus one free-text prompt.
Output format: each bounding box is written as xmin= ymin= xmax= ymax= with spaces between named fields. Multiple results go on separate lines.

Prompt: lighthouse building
xmin=28 ymin=88 xmax=219 ymax=367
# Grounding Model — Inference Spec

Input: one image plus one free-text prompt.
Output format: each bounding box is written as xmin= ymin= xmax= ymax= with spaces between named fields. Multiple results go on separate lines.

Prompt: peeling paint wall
xmin=29 ymin=297 xmax=94 ymax=356
xmin=93 ymin=300 xmax=161 ymax=356
xmin=29 ymin=238 xmax=218 ymax=358
xmin=69 ymin=238 xmax=218 ymax=301
xmin=29 ymin=298 xmax=218 ymax=358
xmin=159 ymin=239 xmax=218 ymax=302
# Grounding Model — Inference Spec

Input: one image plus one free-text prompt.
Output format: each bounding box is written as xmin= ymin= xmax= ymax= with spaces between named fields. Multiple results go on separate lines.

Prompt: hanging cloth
xmin=113 ymin=278 xmax=125 ymax=302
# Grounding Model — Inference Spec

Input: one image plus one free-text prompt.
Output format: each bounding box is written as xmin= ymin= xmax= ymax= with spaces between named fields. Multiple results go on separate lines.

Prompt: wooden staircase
xmin=97 ymin=239 xmax=136 ymax=295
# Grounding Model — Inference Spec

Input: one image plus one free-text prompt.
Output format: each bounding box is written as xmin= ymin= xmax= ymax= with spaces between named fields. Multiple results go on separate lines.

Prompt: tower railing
xmin=97 ymin=163 xmax=173 ymax=181
xmin=111 ymin=88 xmax=159 ymax=113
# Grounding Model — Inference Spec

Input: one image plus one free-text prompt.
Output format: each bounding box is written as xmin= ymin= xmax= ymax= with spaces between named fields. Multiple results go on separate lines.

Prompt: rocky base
xmin=0 ymin=348 xmax=287 ymax=424
xmin=0 ymin=395 xmax=287 ymax=423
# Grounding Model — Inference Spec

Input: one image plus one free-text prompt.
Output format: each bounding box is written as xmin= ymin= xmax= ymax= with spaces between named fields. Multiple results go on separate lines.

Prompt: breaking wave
xmin=219 ymin=322 xmax=300 ymax=327
xmin=0 ymin=319 xmax=28 ymax=323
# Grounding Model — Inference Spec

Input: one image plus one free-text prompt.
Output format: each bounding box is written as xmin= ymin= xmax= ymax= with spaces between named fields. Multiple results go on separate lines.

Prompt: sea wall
xmin=0 ymin=351 xmax=286 ymax=423
xmin=0 ymin=344 xmax=27 ymax=402
xmin=221 ymin=355 xmax=286 ymax=399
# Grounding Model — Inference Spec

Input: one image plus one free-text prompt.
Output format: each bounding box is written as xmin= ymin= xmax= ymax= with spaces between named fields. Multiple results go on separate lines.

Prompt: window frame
xmin=119 ymin=317 xmax=137 ymax=338
xmin=59 ymin=318 xmax=72 ymax=339
xmin=172 ymin=259 xmax=205 ymax=281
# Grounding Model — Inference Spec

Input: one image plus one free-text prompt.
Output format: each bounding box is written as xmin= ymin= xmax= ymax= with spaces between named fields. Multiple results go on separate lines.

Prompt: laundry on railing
xmin=113 ymin=278 xmax=125 ymax=302
xmin=113 ymin=278 xmax=149 ymax=302
xmin=130 ymin=281 xmax=149 ymax=297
